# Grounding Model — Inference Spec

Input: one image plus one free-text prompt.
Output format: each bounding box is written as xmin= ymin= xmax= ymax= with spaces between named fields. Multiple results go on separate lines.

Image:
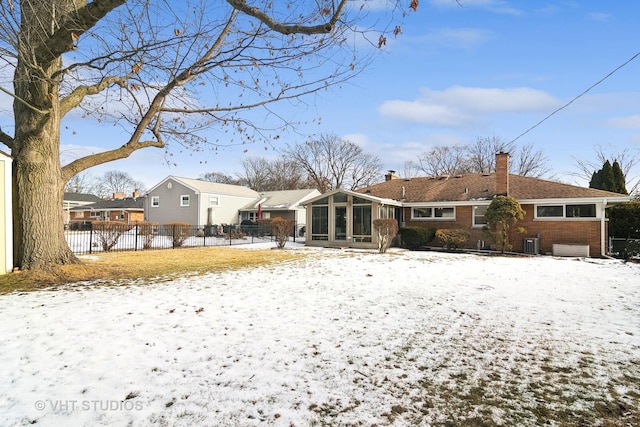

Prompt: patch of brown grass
xmin=0 ymin=247 xmax=307 ymax=294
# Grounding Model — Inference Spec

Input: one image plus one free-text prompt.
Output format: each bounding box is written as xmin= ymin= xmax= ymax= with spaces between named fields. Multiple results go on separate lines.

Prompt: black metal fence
xmin=65 ymin=222 xmax=306 ymax=255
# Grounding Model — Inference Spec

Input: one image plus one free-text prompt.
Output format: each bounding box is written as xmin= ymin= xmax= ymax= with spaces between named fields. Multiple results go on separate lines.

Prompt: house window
xmin=311 ymin=206 xmax=329 ymax=240
xmin=566 ymin=204 xmax=596 ymax=218
xmin=412 ymin=207 xmax=455 ymax=220
xmin=352 ymin=205 xmax=372 ymax=242
xmin=434 ymin=207 xmax=454 ymax=218
xmin=333 ymin=193 xmax=348 ymax=203
xmin=151 ymin=196 xmax=159 ymax=207
xmin=334 ymin=206 xmax=347 ymax=240
xmin=209 ymin=196 xmax=219 ymax=207
xmin=378 ymin=205 xmax=395 ymax=219
xmin=180 ymin=195 xmax=190 ymax=207
xmin=90 ymin=211 xmax=100 ymax=218
xmin=536 ymin=204 xmax=596 ymax=219
xmin=312 ymin=197 xmax=329 ymax=205
xmin=413 ymin=207 xmax=433 ymax=218
xmin=473 ymin=205 xmax=488 ymax=227
xmin=536 ymin=205 xmax=563 ymax=218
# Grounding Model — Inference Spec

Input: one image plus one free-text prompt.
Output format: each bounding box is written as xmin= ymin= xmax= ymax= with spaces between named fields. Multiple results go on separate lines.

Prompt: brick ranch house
xmin=68 ymin=192 xmax=144 ymax=226
xmin=304 ymin=153 xmax=631 ymax=257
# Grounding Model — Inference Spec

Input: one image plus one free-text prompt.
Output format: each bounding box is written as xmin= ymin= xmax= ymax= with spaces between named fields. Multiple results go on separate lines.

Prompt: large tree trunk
xmin=11 ymin=1 xmax=79 ymax=270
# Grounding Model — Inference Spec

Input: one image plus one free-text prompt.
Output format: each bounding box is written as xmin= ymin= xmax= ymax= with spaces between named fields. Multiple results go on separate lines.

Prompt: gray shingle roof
xmin=64 ymin=192 xmax=102 ymax=203
xmin=70 ymin=197 xmax=144 ymax=211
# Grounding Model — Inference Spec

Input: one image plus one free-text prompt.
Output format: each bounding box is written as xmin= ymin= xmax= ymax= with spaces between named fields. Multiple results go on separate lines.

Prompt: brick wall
xmin=401 ymin=204 xmax=605 ymax=257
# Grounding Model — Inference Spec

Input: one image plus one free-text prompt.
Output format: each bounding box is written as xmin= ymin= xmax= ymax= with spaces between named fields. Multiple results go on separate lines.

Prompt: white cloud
xmin=419 ymin=28 xmax=492 ymax=49
xmin=342 ymin=133 xmax=370 ymax=147
xmin=606 ymin=115 xmax=640 ymax=129
xmin=378 ymin=85 xmax=560 ymax=127
xmin=429 ymin=0 xmax=523 ymax=16
xmin=379 ymin=99 xmax=475 ymax=127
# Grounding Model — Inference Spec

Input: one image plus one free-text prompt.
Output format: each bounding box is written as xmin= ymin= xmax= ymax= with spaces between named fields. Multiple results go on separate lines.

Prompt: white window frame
xmin=180 ymin=194 xmax=190 ymax=207
xmin=151 ymin=196 xmax=159 ymax=207
xmin=411 ymin=206 xmax=455 ymax=220
xmin=535 ymin=203 xmax=597 ymax=219
xmin=209 ymin=195 xmax=219 ymax=207
xmin=473 ymin=205 xmax=488 ymax=227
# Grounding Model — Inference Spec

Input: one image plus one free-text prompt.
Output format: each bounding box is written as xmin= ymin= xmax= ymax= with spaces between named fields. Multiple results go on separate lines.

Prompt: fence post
xmin=172 ymin=224 xmax=176 ymax=249
xmin=89 ymin=226 xmax=93 ymax=255
xmin=134 ymin=224 xmax=139 ymax=251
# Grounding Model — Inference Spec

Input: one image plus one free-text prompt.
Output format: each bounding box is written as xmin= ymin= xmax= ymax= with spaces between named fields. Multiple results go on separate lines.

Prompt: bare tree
xmin=64 ymin=171 xmax=96 ymax=194
xmin=409 ymin=145 xmax=470 ymax=176
xmin=200 ymin=172 xmax=238 ymax=185
xmin=408 ymin=136 xmax=550 ymax=178
xmin=265 ymin=158 xmax=312 ymax=191
xmin=94 ymin=171 xmax=145 ymax=198
xmin=236 ymin=157 xmax=272 ymax=192
xmin=571 ymin=144 xmax=640 ymax=195
xmin=236 ymin=156 xmax=312 ymax=191
xmin=510 ymin=142 xmax=551 ymax=178
xmin=285 ymin=133 xmax=383 ymax=193
xmin=466 ymin=136 xmax=513 ymax=174
xmin=0 ymin=0 xmax=418 ymax=270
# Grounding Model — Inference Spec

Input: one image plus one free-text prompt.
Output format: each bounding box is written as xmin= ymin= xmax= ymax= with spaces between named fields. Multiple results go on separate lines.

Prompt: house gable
xmin=146 ymin=176 xmax=260 ymax=225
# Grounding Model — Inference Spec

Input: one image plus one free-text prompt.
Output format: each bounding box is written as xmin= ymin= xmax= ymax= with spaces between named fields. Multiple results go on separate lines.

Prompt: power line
xmin=509 ymin=50 xmax=640 ymax=144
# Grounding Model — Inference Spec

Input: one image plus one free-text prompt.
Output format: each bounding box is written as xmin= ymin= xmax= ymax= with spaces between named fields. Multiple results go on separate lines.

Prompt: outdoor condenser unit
xmin=523 ymin=237 xmax=540 ymax=255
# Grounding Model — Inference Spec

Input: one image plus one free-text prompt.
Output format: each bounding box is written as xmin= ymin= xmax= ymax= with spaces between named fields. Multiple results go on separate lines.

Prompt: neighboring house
xmin=304 ymin=153 xmax=631 ymax=257
xmin=145 ymin=176 xmax=259 ymax=226
xmin=63 ymin=192 xmax=102 ymax=224
xmin=69 ymin=194 xmax=144 ymax=225
xmin=0 ymin=151 xmax=12 ymax=273
xmin=239 ymin=189 xmax=321 ymax=226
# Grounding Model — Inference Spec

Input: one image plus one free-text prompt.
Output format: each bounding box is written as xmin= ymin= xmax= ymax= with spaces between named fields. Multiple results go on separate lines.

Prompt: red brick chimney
xmin=385 ymin=170 xmax=398 ymax=182
xmin=495 ymin=152 xmax=509 ymax=196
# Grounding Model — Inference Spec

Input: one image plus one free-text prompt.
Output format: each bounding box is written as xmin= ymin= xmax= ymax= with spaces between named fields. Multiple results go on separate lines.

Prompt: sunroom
xmin=303 ymin=189 xmax=402 ymax=249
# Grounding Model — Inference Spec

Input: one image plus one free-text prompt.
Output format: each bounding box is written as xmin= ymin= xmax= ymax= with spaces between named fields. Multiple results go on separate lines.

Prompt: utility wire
xmin=509 ymin=50 xmax=640 ymax=144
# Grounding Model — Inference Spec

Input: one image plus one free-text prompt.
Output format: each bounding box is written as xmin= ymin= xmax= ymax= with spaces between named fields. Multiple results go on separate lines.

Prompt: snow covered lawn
xmin=1 ymin=248 xmax=639 ymax=426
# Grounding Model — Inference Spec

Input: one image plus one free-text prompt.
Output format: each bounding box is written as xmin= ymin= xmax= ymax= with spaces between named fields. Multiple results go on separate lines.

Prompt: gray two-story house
xmin=145 ymin=176 xmax=259 ymax=226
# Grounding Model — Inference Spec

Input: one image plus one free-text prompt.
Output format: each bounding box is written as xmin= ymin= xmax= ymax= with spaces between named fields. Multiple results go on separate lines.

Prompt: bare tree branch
xmin=226 ymin=0 xmax=347 ymax=35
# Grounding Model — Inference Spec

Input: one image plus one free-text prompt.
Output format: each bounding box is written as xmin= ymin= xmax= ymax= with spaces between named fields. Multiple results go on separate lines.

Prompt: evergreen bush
xmin=435 ymin=229 xmax=470 ymax=251
xmin=399 ymin=226 xmax=435 ymax=250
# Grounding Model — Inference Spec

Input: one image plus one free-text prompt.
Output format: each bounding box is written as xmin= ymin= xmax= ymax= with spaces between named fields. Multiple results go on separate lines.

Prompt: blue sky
xmin=4 ymin=0 xmax=640 ymax=191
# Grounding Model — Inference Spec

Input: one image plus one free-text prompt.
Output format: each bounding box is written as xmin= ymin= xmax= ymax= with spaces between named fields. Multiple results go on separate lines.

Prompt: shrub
xmin=608 ymin=201 xmax=640 ymax=238
xmin=164 ymin=222 xmax=192 ymax=247
xmin=270 ymin=217 xmax=295 ymax=249
xmin=435 ymin=228 xmax=470 ymax=251
xmin=93 ymin=221 xmax=132 ymax=252
xmin=399 ymin=226 xmax=435 ymax=250
xmin=484 ymin=196 xmax=526 ymax=253
xmin=136 ymin=222 xmax=159 ymax=250
xmin=373 ymin=219 xmax=399 ymax=253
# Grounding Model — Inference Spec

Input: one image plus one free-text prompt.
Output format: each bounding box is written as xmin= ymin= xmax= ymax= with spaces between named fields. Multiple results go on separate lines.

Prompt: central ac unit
xmin=523 ymin=237 xmax=540 ymax=255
